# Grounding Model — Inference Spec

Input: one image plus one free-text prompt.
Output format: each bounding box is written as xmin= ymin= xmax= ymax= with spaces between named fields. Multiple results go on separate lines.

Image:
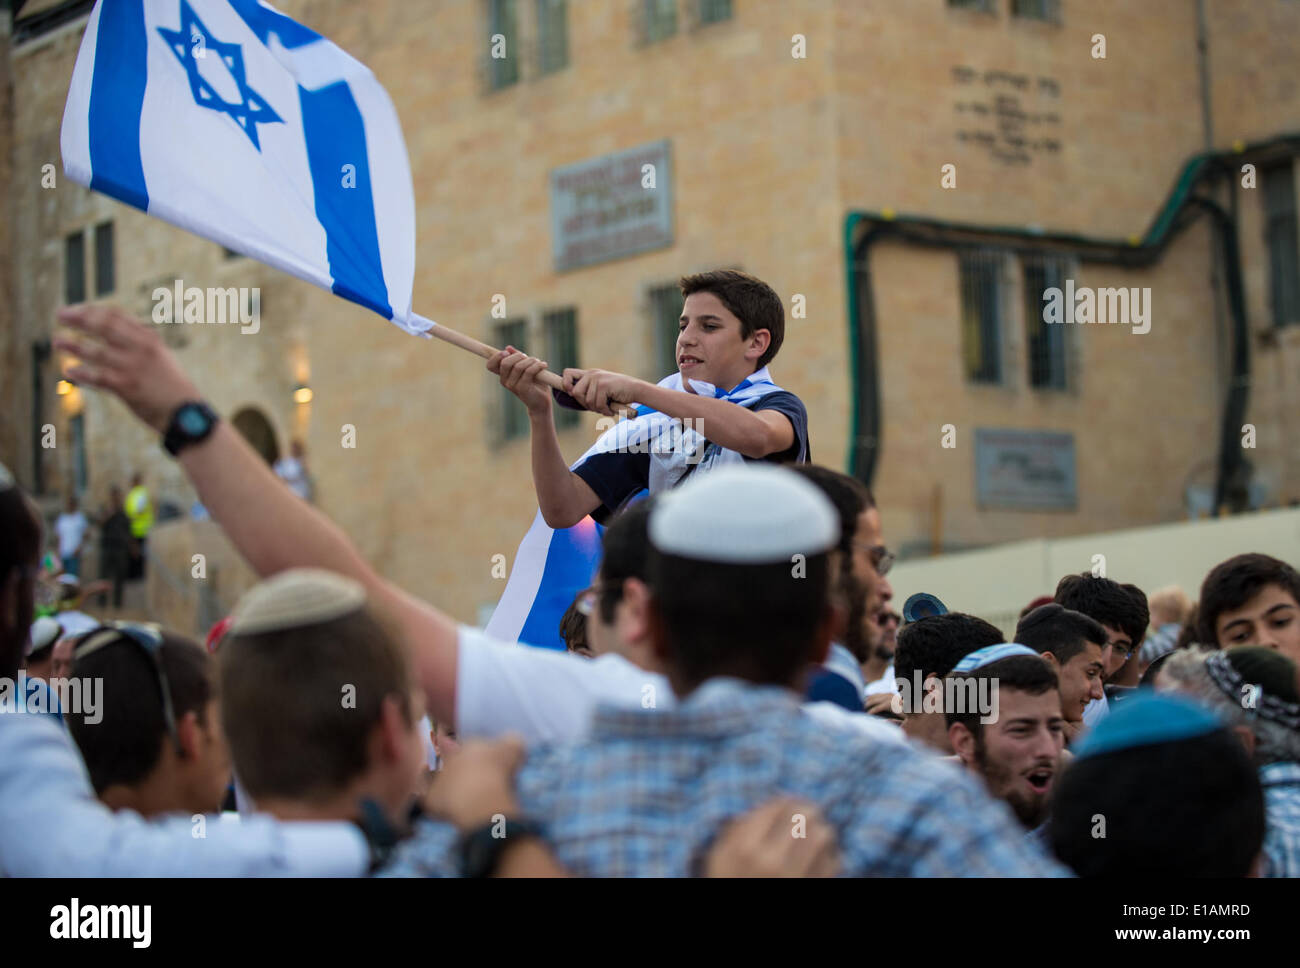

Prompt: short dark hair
xmin=1198 ymin=553 xmax=1300 ymax=645
xmin=944 ymin=654 xmax=1059 ymax=734
xmin=68 ymin=631 xmax=214 ymax=795
xmin=786 ymin=465 xmax=875 ymax=559
xmin=1048 ymin=727 xmax=1265 ymax=876
xmin=219 ymin=606 xmax=412 ymax=803
xmin=648 ymin=549 xmax=829 ymax=693
xmin=1053 ymin=574 xmax=1150 ymax=647
xmin=597 ymin=500 xmax=654 ymax=624
xmin=559 ymin=595 xmax=589 ymax=653
xmin=894 ymin=613 xmax=1004 ymax=690
xmin=0 ymin=472 xmax=41 ymax=679
xmin=679 ymin=269 xmax=785 ymax=369
xmin=1015 ymin=603 xmax=1107 ymax=666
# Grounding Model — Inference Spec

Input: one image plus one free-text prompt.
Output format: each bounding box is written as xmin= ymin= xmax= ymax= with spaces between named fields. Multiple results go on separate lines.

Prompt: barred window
xmin=696 ymin=0 xmax=731 ymax=27
xmin=642 ymin=0 xmax=677 ymax=43
xmin=536 ymin=0 xmax=568 ymax=75
xmin=959 ymin=250 xmax=1005 ymax=385
xmin=494 ymin=319 xmax=530 ymax=441
xmin=544 ymin=307 xmax=580 ymax=429
xmin=647 ymin=283 xmax=682 ymax=379
xmin=1023 ymin=255 xmax=1070 ymax=389
xmin=65 ymin=232 xmax=85 ymax=304
xmin=1011 ymin=0 xmax=1060 ymax=23
xmin=94 ymin=221 xmax=115 ymax=296
xmin=486 ymin=0 xmax=520 ymax=91
xmin=1263 ymin=163 xmax=1300 ymax=328
xmin=948 ymin=0 xmax=995 ymax=12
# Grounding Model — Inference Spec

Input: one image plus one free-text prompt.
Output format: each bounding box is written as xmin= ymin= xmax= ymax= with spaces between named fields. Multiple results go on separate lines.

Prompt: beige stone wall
xmin=4 ymin=1 xmax=1298 ymax=637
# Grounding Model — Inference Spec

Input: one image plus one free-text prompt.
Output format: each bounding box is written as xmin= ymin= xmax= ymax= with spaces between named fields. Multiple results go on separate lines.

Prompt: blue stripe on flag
xmin=88 ymin=0 xmax=149 ymax=212
xmin=300 ymin=83 xmax=393 ymax=318
xmin=518 ymin=519 xmax=604 ymax=651
xmin=228 ymin=0 xmax=322 ymax=48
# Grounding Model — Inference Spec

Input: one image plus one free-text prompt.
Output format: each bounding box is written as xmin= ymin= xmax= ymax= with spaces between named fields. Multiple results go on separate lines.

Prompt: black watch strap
xmin=162 ymin=401 xmax=220 ymax=457
xmin=457 ymin=816 xmax=546 ymax=878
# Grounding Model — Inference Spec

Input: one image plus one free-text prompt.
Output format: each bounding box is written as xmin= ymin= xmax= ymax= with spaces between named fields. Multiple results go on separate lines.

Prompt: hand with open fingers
xmin=53 ymin=304 xmax=200 ymax=434
xmin=560 ymin=368 xmax=643 ymax=417
xmin=487 ymin=346 xmax=553 ymax=417
xmin=423 ymin=734 xmax=528 ymax=832
xmin=703 ymin=796 xmax=841 ymax=878
xmin=865 ymin=691 xmax=903 ymax=718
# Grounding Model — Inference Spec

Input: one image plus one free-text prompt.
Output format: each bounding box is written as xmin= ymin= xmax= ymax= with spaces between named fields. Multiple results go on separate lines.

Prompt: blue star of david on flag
xmin=158 ymin=0 xmax=283 ymax=150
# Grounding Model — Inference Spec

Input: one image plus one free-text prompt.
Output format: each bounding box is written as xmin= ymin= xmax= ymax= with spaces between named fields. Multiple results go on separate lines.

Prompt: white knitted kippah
xmin=228 ymin=568 xmax=367 ymax=635
xmin=648 ymin=464 xmax=838 ymax=564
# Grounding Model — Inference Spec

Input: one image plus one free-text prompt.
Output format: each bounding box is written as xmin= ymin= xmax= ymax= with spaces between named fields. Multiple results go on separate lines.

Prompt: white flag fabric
xmin=61 ymin=0 xmax=432 ymax=336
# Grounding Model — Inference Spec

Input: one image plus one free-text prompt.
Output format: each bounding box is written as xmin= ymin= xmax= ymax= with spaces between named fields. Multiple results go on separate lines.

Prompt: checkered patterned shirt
xmin=382 ymin=679 xmax=1069 ymax=877
xmin=1259 ymin=761 xmax=1300 ymax=878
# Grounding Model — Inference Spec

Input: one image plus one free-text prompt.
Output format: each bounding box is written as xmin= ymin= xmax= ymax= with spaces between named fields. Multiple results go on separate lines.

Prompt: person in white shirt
xmin=273 ymin=439 xmax=314 ymax=502
xmin=54 ymin=494 xmax=89 ymax=577
xmin=54 ymin=305 xmax=910 ymax=755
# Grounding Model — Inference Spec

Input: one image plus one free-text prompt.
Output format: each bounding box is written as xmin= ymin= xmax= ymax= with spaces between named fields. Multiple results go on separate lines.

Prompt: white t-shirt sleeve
xmin=456 ymin=626 xmax=671 ymax=743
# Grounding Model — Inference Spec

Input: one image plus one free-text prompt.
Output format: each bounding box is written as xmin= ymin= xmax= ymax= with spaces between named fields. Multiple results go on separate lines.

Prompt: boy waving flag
xmin=484 ymin=270 xmax=810 ymax=647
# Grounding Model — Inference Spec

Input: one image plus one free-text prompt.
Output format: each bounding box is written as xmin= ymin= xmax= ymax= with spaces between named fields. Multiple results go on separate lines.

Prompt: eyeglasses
xmin=74 ymin=621 xmax=180 ymax=751
xmin=852 ymin=542 xmax=896 ymax=577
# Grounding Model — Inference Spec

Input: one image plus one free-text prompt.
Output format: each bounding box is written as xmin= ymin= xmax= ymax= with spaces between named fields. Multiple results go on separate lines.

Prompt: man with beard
xmin=944 ymin=646 xmax=1065 ymax=833
xmin=864 ymin=609 xmax=899 ymax=699
xmin=789 ymin=466 xmax=893 ymax=711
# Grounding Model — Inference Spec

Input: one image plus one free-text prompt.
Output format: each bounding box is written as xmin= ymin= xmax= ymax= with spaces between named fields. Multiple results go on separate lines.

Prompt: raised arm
xmin=54 ymin=305 xmax=460 ymax=723
xmin=487 ymin=347 xmax=600 ymax=528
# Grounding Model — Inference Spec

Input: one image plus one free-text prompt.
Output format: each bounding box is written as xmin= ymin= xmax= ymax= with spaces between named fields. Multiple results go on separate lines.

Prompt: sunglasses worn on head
xmin=74 ymin=622 xmax=181 ymax=751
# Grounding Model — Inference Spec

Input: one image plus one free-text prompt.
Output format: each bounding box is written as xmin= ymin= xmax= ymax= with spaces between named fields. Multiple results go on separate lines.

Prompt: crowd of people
xmin=1 ymin=270 xmax=1298 ymax=878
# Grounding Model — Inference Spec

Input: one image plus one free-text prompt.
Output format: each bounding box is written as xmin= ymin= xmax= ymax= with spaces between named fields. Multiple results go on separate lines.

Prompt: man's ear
xmin=1040 ymin=651 xmax=1060 ymax=671
xmin=620 ymin=577 xmax=651 ymax=646
xmin=948 ymin=721 xmax=977 ymax=766
xmin=375 ymin=694 xmax=410 ymax=763
xmin=744 ymin=328 xmax=771 ymax=362
xmin=176 ymin=709 xmax=204 ymax=761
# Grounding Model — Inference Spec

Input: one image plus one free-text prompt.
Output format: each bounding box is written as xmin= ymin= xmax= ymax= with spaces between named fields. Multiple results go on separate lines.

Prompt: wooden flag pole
xmin=423 ymin=320 xmax=566 ymax=391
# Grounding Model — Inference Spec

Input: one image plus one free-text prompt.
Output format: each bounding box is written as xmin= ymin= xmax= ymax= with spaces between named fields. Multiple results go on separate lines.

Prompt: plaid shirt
xmin=1259 ymin=761 xmax=1300 ymax=878
xmin=383 ymin=678 xmax=1069 ymax=877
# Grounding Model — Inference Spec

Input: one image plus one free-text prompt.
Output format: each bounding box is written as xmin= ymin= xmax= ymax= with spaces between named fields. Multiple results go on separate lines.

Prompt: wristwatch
xmin=458 ymin=816 xmax=546 ymax=878
xmin=162 ymin=401 xmax=220 ymax=457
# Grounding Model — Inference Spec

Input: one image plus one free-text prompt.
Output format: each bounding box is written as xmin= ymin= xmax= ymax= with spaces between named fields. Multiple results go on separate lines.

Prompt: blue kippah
xmin=951 ymin=643 xmax=1040 ymax=674
xmin=1073 ymin=692 xmax=1222 ymax=760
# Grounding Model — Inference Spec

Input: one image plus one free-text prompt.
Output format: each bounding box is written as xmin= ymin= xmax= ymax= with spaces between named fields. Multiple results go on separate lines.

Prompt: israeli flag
xmin=61 ymin=0 xmax=431 ymax=336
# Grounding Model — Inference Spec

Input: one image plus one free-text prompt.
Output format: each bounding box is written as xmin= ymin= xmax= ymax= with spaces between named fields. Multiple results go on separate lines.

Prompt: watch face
xmin=179 ymin=407 xmax=208 ymax=434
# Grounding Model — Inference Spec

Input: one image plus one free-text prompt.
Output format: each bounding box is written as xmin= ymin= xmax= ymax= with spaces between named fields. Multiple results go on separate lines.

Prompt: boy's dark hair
xmin=0 ymin=471 xmax=41 ymax=679
xmin=219 ymin=606 xmax=412 ymax=804
xmin=679 ymin=269 xmax=785 ymax=369
xmin=597 ymin=500 xmax=654 ymax=624
xmin=1015 ymin=603 xmax=1107 ymax=666
xmin=894 ymin=613 xmax=1004 ymax=689
xmin=559 ymin=596 xmax=589 ymax=653
xmin=648 ymin=550 xmax=829 ymax=693
xmin=68 ymin=631 xmax=214 ymax=795
xmin=1053 ymin=573 xmax=1150 ymax=647
xmin=1048 ymin=727 xmax=1265 ymax=876
xmin=1197 ymin=553 xmax=1300 ymax=645
xmin=786 ymin=465 xmax=875 ymax=559
xmin=944 ymin=654 xmax=1059 ymax=733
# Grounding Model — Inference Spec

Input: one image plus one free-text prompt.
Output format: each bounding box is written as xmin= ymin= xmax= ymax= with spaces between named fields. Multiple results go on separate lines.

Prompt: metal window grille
xmin=959 ymin=250 xmax=1004 ymax=385
xmin=544 ymin=307 xmax=580 ymax=429
xmin=695 ymin=0 xmax=731 ymax=27
xmin=1011 ymin=0 xmax=1060 ymax=23
xmin=485 ymin=0 xmax=520 ymax=91
xmin=1263 ymin=163 xmax=1300 ymax=328
xmin=65 ymin=231 xmax=85 ymax=304
xmin=536 ymin=0 xmax=568 ymax=75
xmin=1023 ymin=254 xmax=1069 ymax=389
xmin=94 ymin=221 xmax=115 ymax=296
xmin=494 ymin=319 xmax=530 ymax=441
xmin=949 ymin=0 xmax=995 ymax=13
xmin=640 ymin=0 xmax=677 ymax=44
xmin=648 ymin=283 xmax=682 ymax=379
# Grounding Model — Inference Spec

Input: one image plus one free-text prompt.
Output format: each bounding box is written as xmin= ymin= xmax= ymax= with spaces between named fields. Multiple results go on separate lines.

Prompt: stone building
xmin=3 ymin=0 xmax=1298 ymax=632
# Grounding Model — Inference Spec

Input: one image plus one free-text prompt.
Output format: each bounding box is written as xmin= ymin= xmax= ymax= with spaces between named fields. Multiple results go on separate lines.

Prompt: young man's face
xmin=1100 ymin=623 xmax=1134 ymax=680
xmin=960 ymin=688 xmax=1064 ymax=829
xmin=677 ymin=292 xmax=765 ymax=392
xmin=849 ymin=507 xmax=893 ymax=653
xmin=1214 ymin=584 xmax=1300 ymax=664
xmin=1050 ymin=641 xmax=1104 ymax=722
